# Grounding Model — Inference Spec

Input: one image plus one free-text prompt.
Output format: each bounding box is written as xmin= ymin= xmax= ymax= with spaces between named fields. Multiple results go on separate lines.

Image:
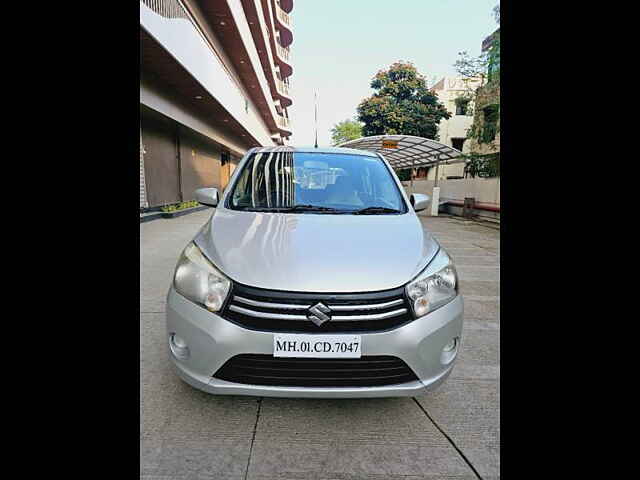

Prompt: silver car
xmin=166 ymin=146 xmax=463 ymax=398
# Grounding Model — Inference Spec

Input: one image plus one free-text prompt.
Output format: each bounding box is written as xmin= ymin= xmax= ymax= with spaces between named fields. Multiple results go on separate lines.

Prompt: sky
xmin=287 ymin=0 xmax=499 ymax=147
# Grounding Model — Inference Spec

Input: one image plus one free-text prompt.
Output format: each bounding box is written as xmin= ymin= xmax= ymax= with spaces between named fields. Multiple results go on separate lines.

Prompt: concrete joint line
xmin=412 ymin=397 xmax=484 ymax=480
xmin=470 ymin=243 xmax=500 ymax=254
xmin=244 ymin=397 xmax=263 ymax=480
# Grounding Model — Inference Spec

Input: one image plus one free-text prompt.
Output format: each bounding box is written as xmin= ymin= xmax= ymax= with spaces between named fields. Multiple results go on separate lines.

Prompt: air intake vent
xmin=214 ymin=355 xmax=419 ymax=387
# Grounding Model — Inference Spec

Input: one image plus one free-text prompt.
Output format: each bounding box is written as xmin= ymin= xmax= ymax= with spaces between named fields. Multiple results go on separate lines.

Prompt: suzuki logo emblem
xmin=307 ymin=302 xmax=331 ymax=326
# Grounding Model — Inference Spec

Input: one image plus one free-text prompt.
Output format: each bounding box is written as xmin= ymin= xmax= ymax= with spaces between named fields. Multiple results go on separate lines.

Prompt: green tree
xmin=356 ymin=62 xmax=451 ymax=140
xmin=330 ymin=118 xmax=363 ymax=146
xmin=453 ymin=51 xmax=488 ymax=87
xmin=463 ymin=152 xmax=500 ymax=178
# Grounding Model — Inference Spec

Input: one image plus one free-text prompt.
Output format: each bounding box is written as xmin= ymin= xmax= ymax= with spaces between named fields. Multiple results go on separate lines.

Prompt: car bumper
xmin=165 ymin=287 xmax=464 ymax=398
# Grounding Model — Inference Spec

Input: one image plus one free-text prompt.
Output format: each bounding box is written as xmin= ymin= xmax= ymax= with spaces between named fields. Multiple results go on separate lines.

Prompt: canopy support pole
xmin=431 ymin=154 xmax=442 ymax=217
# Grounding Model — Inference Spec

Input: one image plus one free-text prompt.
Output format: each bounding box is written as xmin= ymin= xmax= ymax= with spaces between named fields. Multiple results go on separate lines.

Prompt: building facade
xmin=422 ymin=27 xmax=500 ymax=182
xmin=416 ymin=76 xmax=481 ymax=181
xmin=140 ymin=0 xmax=294 ymax=209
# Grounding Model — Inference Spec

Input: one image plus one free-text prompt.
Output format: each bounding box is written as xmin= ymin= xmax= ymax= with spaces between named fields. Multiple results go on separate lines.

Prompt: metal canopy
xmin=338 ymin=135 xmax=464 ymax=170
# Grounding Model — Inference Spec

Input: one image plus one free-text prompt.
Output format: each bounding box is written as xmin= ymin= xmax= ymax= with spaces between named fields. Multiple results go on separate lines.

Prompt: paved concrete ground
xmin=141 ymin=210 xmax=499 ymax=480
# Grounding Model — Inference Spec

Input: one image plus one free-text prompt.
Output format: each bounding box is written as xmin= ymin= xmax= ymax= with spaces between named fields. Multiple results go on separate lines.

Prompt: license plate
xmin=273 ymin=334 xmax=362 ymax=358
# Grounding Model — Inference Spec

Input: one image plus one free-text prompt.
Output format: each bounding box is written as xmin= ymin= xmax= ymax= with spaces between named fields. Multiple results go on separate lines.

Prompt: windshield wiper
xmin=280 ymin=204 xmax=343 ymax=213
xmin=351 ymin=206 xmax=403 ymax=215
xmin=235 ymin=206 xmax=278 ymax=212
xmin=235 ymin=205 xmax=345 ymax=213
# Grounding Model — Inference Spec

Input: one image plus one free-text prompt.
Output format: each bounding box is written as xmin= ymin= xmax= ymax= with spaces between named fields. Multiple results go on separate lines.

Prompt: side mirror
xmin=410 ymin=193 xmax=430 ymax=212
xmin=195 ymin=187 xmax=219 ymax=207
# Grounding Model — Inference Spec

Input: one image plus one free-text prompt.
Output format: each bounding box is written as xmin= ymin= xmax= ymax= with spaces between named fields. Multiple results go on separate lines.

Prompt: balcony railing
xmin=276 ymin=77 xmax=290 ymax=97
xmin=143 ymin=0 xmax=287 ymax=136
xmin=277 ymin=115 xmax=291 ymax=129
xmin=142 ymin=0 xmax=188 ymax=19
xmin=276 ymin=43 xmax=290 ymax=62
xmin=141 ymin=0 xmax=247 ymax=100
xmin=275 ymin=2 xmax=293 ymax=28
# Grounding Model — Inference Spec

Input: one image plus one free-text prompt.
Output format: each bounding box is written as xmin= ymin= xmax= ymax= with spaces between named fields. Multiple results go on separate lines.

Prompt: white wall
xmin=403 ymin=178 xmax=500 ymax=208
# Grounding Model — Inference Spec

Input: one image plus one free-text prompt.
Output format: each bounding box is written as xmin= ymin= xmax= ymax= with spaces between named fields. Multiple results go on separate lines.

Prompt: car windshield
xmin=228 ymin=151 xmax=407 ymax=214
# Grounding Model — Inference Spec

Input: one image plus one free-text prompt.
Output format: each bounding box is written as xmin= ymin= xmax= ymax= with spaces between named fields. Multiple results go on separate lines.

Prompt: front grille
xmin=214 ymin=354 xmax=419 ymax=387
xmin=222 ymin=283 xmax=414 ymax=332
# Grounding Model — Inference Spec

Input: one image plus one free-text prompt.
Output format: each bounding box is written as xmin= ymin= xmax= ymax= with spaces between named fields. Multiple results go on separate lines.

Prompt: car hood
xmin=193 ymin=210 xmax=439 ymax=293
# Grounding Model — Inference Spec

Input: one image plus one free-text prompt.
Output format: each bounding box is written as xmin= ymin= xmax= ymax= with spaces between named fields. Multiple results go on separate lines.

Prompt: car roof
xmin=251 ymin=146 xmax=379 ymax=157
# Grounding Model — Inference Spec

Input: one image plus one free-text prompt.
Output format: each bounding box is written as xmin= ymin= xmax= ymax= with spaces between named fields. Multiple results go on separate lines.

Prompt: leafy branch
xmin=461 ymin=152 xmax=500 ymax=178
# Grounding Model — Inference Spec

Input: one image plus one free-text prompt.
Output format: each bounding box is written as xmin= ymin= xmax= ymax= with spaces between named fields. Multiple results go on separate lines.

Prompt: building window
xmin=482 ymin=105 xmax=499 ymax=143
xmin=454 ymin=98 xmax=470 ymax=116
xmin=451 ymin=138 xmax=465 ymax=151
xmin=456 ymin=101 xmax=469 ymax=116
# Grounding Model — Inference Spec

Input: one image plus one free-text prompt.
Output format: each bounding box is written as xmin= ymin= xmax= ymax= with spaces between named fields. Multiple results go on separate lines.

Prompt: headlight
xmin=406 ymin=248 xmax=458 ymax=318
xmin=174 ymin=242 xmax=231 ymax=312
